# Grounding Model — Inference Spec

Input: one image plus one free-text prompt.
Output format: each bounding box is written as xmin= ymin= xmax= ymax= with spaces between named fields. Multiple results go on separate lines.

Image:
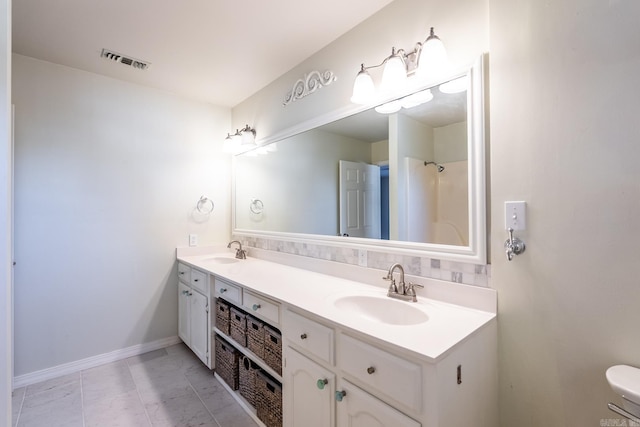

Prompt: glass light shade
xmin=439 ymin=76 xmax=468 ymax=94
xmin=351 ymin=68 xmax=375 ymax=104
xmin=401 ymin=89 xmax=433 ymax=109
xmin=240 ymin=128 xmax=256 ymax=146
xmin=417 ymin=28 xmax=449 ymax=81
xmin=374 ymin=99 xmax=402 ymax=114
xmin=380 ymin=53 xmax=407 ymax=96
xmin=223 ymin=135 xmax=240 ymax=153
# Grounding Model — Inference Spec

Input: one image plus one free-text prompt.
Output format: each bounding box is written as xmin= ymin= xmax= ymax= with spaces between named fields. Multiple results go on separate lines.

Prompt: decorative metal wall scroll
xmin=283 ymin=70 xmax=337 ymax=106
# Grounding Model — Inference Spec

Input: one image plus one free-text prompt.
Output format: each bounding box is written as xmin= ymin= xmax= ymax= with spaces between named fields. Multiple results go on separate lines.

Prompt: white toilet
xmin=606 ymin=365 xmax=640 ymax=419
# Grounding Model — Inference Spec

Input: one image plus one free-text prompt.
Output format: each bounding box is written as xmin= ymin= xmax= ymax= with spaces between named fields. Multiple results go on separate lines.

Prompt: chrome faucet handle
xmin=385 ymin=278 xmax=398 ymax=294
xmin=235 ymin=248 xmax=247 ymax=259
xmin=405 ymin=283 xmax=424 ymax=302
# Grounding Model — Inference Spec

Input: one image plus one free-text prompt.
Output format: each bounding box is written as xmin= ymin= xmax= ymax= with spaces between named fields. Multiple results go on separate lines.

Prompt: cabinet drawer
xmin=283 ymin=310 xmax=334 ymax=365
xmin=243 ymin=291 xmax=280 ymax=325
xmin=177 ymin=263 xmax=190 ymax=284
xmin=190 ymin=268 xmax=207 ymax=294
xmin=337 ymin=334 xmax=422 ymax=412
xmin=214 ymin=278 xmax=242 ymax=305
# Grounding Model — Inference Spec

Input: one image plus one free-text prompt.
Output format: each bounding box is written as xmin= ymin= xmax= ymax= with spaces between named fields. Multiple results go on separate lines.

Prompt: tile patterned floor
xmin=11 ymin=343 xmax=259 ymax=427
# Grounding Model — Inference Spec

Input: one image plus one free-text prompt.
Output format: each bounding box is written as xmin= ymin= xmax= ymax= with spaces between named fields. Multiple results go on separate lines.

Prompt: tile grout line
xmin=13 ymin=387 xmax=26 ymax=427
xmin=125 ymin=355 xmax=155 ymax=427
xmin=186 ymin=371 xmax=223 ymax=427
xmin=79 ymin=371 xmax=86 ymax=427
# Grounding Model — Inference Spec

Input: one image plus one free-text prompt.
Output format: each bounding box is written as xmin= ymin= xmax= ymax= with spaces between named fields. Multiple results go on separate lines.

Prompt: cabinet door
xmin=190 ymin=289 xmax=209 ymax=366
xmin=336 ymin=379 xmax=420 ymax=427
xmin=284 ymin=347 xmax=335 ymax=427
xmin=178 ymin=282 xmax=190 ymax=345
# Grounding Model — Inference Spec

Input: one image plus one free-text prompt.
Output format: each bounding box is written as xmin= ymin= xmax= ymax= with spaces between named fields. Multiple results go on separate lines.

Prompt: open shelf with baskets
xmin=214 ymin=296 xmax=283 ymax=427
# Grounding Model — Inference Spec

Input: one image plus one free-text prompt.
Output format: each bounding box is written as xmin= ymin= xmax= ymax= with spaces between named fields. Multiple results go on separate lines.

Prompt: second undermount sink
xmin=200 ymin=256 xmax=239 ymax=264
xmin=331 ymin=293 xmax=429 ymax=326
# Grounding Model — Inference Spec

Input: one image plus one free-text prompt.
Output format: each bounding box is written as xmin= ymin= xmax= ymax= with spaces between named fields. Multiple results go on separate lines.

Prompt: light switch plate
xmin=505 ymin=201 xmax=526 ymax=231
xmin=189 ymin=234 xmax=198 ymax=247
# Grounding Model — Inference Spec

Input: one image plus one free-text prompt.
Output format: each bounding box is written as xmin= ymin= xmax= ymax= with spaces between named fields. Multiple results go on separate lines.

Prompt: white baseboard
xmin=13 ymin=335 xmax=182 ymax=389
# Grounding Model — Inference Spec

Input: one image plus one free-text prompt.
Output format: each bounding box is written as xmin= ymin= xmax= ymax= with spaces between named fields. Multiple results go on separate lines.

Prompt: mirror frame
xmin=232 ymin=55 xmax=487 ymax=264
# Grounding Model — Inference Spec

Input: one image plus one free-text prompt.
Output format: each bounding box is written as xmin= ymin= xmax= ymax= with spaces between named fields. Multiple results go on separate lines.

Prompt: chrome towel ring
xmin=196 ymin=196 xmax=214 ymax=214
xmin=250 ymin=198 xmax=264 ymax=214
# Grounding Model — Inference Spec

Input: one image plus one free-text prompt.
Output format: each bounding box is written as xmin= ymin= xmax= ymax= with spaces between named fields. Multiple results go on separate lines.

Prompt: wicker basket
xmin=230 ymin=307 xmax=247 ymax=346
xmin=256 ymin=371 xmax=283 ymax=427
xmin=215 ymin=335 xmax=239 ymax=390
xmin=263 ymin=325 xmax=282 ymax=375
xmin=239 ymin=355 xmax=260 ymax=408
xmin=215 ymin=299 xmax=231 ymax=335
xmin=246 ymin=316 xmax=265 ymax=359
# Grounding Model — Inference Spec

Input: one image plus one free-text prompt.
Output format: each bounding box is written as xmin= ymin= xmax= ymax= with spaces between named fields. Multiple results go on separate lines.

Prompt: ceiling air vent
xmin=100 ymin=49 xmax=150 ymax=70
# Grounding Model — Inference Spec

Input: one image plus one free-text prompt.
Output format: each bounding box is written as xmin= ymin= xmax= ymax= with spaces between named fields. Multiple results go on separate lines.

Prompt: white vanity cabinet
xmin=176 ymin=251 xmax=497 ymax=427
xmin=177 ymin=262 xmax=211 ymax=368
xmin=284 ymin=347 xmax=335 ymax=427
xmin=282 ymin=308 xmax=421 ymax=427
xmin=282 ymin=306 xmax=498 ymax=427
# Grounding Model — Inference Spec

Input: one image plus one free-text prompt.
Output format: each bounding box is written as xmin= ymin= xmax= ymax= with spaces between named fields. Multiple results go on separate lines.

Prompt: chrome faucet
xmin=384 ymin=263 xmax=406 ymax=295
xmin=227 ymin=240 xmax=246 ymax=259
xmin=383 ymin=263 xmax=423 ymax=302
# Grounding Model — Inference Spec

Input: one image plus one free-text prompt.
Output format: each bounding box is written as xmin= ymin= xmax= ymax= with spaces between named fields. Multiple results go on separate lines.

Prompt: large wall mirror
xmin=233 ymin=55 xmax=486 ymax=264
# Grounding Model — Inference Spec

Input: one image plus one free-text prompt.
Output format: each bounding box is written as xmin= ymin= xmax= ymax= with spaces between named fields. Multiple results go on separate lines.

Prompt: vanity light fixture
xmin=223 ymin=124 xmax=256 ymax=153
xmin=351 ymin=27 xmax=449 ymax=105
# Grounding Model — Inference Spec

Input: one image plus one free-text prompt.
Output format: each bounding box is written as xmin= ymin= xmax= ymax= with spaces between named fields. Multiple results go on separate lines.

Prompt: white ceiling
xmin=12 ymin=0 xmax=395 ymax=107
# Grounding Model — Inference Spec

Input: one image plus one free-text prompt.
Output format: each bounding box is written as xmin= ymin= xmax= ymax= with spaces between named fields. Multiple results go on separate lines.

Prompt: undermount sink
xmin=331 ymin=293 xmax=429 ymax=326
xmin=200 ymin=256 xmax=239 ymax=264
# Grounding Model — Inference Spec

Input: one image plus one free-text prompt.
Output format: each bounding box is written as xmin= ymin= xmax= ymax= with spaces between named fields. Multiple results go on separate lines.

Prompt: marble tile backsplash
xmin=237 ymin=236 xmax=491 ymax=287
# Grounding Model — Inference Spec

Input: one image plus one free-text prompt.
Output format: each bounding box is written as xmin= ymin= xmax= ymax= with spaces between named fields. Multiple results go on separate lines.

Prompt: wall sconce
xmin=351 ymin=27 xmax=449 ymax=105
xmin=223 ymin=124 xmax=256 ymax=153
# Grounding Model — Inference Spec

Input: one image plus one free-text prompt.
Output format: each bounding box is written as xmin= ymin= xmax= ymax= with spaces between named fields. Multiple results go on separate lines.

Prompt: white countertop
xmin=177 ymin=250 xmax=496 ymax=363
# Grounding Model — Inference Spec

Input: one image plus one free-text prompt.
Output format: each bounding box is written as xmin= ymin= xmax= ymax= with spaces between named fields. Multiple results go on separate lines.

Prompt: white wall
xmin=12 ymin=54 xmax=231 ymax=376
xmin=235 ymin=128 xmax=371 ymax=235
xmin=390 ymin=113 xmax=434 ymax=240
xmin=434 ymin=121 xmax=466 ymax=162
xmin=489 ymin=0 xmax=640 ymax=425
xmin=0 ymin=0 xmax=11 ymax=422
